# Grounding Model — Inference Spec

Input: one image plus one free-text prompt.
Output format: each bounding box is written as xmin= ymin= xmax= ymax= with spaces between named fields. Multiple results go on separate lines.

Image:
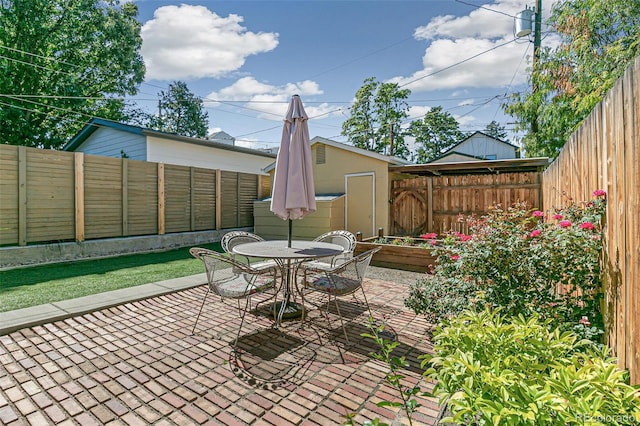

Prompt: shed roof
xmin=389 ymin=157 xmax=551 ymax=176
xmin=63 ymin=118 xmax=276 ymax=159
xmin=262 ymin=136 xmax=412 ymax=173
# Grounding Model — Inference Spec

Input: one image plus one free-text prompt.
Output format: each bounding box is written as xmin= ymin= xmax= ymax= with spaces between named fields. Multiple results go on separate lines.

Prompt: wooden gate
xmin=390 ymin=171 xmax=542 ymax=236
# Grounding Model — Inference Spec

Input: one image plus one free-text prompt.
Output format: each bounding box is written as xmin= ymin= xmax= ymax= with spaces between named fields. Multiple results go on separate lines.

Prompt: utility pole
xmin=531 ymin=0 xmax=542 ymax=136
xmin=389 ymin=123 xmax=394 ymax=157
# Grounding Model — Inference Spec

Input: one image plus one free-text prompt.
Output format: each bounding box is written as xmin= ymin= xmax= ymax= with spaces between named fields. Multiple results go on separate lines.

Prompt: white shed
xmin=430 ymin=131 xmax=520 ymax=163
xmin=63 ymin=118 xmax=276 ymax=175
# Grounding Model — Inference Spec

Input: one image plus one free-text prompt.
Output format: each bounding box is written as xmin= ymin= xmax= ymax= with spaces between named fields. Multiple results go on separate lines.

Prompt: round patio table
xmin=232 ymin=240 xmax=343 ymax=323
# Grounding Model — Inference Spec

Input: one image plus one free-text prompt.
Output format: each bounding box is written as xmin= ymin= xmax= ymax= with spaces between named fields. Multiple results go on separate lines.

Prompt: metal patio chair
xmin=189 ymin=247 xmax=278 ymax=345
xmin=299 ymin=230 xmax=358 ymax=273
xmin=300 ymin=247 xmax=380 ymax=343
xmin=221 ymin=231 xmax=279 ymax=273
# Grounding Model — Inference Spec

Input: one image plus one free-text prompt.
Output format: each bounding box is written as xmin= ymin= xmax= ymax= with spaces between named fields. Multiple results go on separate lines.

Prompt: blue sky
xmin=132 ymin=0 xmax=556 ymax=151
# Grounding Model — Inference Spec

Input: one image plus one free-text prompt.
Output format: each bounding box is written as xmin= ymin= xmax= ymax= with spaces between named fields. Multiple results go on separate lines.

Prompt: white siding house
xmin=63 ymin=118 xmax=276 ymax=174
xmin=430 ymin=131 xmax=520 ymax=163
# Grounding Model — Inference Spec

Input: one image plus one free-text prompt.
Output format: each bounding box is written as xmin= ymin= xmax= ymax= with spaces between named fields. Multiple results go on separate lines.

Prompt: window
xmin=316 ymin=144 xmax=326 ymax=164
xmin=484 ymin=154 xmax=497 ymax=160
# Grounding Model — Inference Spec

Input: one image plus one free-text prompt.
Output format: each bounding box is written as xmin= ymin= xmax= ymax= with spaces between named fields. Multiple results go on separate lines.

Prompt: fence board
xmin=542 ymin=57 xmax=639 ymax=384
xmin=0 ymin=145 xmax=19 ymax=244
xmin=238 ymin=173 xmax=257 ymax=227
xmin=0 ymin=145 xmax=263 ymax=245
xmin=26 ymin=149 xmax=75 ymax=242
xmin=220 ymin=171 xmax=239 ymax=229
xmin=164 ymin=164 xmax=191 ymax=233
xmin=84 ymin=154 xmax=123 ymax=239
xmin=126 ymin=160 xmax=157 ymax=236
xmin=391 ymin=172 xmax=542 ymax=236
xmin=192 ymin=168 xmax=216 ymax=231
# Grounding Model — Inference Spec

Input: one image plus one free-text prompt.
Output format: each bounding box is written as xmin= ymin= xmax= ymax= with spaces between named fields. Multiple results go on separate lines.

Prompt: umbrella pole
xmin=288 ymin=219 xmax=292 ymax=248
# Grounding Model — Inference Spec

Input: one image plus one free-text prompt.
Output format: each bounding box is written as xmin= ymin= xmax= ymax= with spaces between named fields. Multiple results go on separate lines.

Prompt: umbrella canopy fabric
xmin=270 ymin=95 xmax=316 ymax=221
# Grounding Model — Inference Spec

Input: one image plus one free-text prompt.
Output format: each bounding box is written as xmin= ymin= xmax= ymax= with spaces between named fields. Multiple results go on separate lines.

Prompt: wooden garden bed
xmin=354 ymin=236 xmax=437 ymax=273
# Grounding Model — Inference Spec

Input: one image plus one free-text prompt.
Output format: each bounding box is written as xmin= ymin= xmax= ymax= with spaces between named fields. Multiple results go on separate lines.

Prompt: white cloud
xmin=407 ymin=105 xmax=432 ymax=120
xmin=391 ymin=37 xmax=532 ymax=92
xmin=141 ymin=5 xmax=279 ymax=80
xmin=453 ymin=114 xmax=478 ymax=128
xmin=205 ymin=77 xmax=339 ymax=121
xmin=388 ymin=0 xmax=544 ymax=93
xmin=414 ymin=0 xmax=525 ymax=41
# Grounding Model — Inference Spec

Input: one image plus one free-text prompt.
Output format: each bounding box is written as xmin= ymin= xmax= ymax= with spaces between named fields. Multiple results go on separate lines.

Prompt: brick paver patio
xmin=0 ymin=276 xmax=441 ymax=425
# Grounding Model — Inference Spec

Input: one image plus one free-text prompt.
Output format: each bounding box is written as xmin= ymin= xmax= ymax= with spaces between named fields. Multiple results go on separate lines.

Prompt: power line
xmin=0 ymin=44 xmax=169 ymax=94
xmin=305 ymin=35 xmax=415 ymax=80
xmin=399 ymin=38 xmax=518 ymax=89
xmin=454 ymin=0 xmax=517 ymax=18
xmin=491 ymin=41 xmax=531 ymax=122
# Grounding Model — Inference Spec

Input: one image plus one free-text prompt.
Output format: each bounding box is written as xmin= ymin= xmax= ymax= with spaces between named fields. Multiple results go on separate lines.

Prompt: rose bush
xmin=405 ymin=191 xmax=606 ymax=336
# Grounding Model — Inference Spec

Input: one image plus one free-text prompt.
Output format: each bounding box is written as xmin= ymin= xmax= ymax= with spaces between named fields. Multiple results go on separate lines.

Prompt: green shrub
xmin=405 ymin=193 xmax=606 ymax=333
xmin=404 ymin=275 xmax=479 ymax=323
xmin=422 ymin=309 xmax=640 ymax=425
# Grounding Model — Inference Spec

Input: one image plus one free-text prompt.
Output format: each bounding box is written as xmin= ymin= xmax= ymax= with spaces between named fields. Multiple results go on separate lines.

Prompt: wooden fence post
xmin=158 ymin=163 xmax=165 ymax=235
xmin=122 ymin=159 xmax=128 ymax=236
xmin=74 ymin=152 xmax=85 ymax=242
xmin=215 ymin=170 xmax=221 ymax=230
xmin=18 ymin=146 xmax=27 ymax=246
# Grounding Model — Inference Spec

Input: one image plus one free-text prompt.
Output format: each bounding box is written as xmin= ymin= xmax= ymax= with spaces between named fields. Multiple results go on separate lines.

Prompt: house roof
xmin=262 ymin=136 xmax=412 ymax=173
xmin=389 ymin=157 xmax=551 ymax=176
xmin=63 ymin=118 xmax=277 ymax=159
xmin=312 ymin=137 xmax=413 ymax=165
xmin=430 ymin=151 xmax=486 ymax=162
xmin=431 ymin=131 xmax=520 ymax=162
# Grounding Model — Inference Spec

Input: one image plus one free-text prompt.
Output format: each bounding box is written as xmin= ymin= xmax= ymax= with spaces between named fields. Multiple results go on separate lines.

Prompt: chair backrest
xmin=332 ymin=247 xmax=380 ymax=283
xmin=313 ymin=230 xmax=357 ymax=253
xmin=189 ymin=247 xmax=255 ymax=295
xmin=221 ymin=231 xmax=265 ymax=254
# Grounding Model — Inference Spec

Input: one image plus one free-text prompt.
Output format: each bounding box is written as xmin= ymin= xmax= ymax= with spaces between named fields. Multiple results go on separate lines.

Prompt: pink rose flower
xmin=593 ymin=189 xmax=606 ymax=197
xmin=458 ymin=234 xmax=472 ymax=241
xmin=450 ymin=255 xmax=460 ymax=261
xmin=580 ymin=222 xmax=595 ymax=230
xmin=553 ymin=214 xmax=563 ymax=220
xmin=420 ymin=233 xmax=438 ymax=240
xmin=559 ymin=220 xmax=572 ymax=228
xmin=532 ymin=210 xmax=544 ymax=217
xmin=530 ymin=229 xmax=541 ymax=237
xmin=579 ymin=316 xmax=590 ymax=326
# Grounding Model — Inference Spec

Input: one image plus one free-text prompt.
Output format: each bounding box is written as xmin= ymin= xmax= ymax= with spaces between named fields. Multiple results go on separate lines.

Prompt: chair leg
xmin=333 ymin=296 xmax=350 ymax=344
xmin=192 ymin=288 xmax=211 ymax=334
xmin=360 ymin=287 xmax=373 ymax=319
xmin=233 ymin=297 xmax=252 ymax=347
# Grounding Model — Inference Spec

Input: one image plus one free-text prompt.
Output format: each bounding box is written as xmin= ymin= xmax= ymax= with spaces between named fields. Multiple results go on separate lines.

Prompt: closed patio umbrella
xmin=270 ymin=95 xmax=316 ymax=247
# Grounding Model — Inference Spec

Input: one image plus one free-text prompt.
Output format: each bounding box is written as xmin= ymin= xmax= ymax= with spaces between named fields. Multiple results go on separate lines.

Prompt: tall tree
xmin=149 ymin=81 xmax=209 ymax=138
xmin=409 ymin=106 xmax=464 ymax=163
xmin=341 ymin=77 xmax=411 ymax=159
xmin=503 ymin=0 xmax=640 ymax=157
xmin=484 ymin=120 xmax=508 ymax=141
xmin=0 ymin=0 xmax=145 ymax=149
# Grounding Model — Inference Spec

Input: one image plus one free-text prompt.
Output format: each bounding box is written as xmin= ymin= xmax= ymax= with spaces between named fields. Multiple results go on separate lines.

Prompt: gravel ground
xmin=366 ymin=265 xmax=428 ymax=285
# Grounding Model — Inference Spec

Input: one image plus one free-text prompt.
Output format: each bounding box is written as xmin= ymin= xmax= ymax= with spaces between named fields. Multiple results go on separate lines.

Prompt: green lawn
xmin=0 ymin=243 xmax=222 ymax=312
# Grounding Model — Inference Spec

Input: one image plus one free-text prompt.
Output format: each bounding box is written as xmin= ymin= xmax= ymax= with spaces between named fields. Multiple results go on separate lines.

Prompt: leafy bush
xmin=405 ymin=192 xmax=606 ymax=333
xmin=422 ymin=309 xmax=640 ymax=425
xmin=404 ymin=275 xmax=478 ymax=323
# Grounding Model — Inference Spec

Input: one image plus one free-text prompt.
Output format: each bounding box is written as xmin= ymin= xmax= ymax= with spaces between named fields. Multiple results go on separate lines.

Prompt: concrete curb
xmin=0 ymin=273 xmax=207 ymax=335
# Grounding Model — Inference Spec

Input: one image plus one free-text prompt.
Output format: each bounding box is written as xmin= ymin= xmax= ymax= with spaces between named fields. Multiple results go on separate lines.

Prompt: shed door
xmin=345 ymin=173 xmax=375 ymax=238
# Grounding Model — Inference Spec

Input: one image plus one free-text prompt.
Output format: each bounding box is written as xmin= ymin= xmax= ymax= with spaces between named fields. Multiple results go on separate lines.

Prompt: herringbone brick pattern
xmin=0 ymin=277 xmax=440 ymax=425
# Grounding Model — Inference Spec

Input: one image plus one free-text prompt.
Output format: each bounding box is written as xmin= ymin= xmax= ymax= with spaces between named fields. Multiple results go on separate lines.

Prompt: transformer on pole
xmin=515 ymin=1 xmax=543 ymax=136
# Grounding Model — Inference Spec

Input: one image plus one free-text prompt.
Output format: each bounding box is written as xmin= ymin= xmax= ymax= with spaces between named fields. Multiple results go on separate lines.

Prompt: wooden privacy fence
xmin=390 ymin=172 xmax=542 ymax=236
xmin=0 ymin=145 xmax=268 ymax=246
xmin=542 ymin=57 xmax=639 ymax=384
